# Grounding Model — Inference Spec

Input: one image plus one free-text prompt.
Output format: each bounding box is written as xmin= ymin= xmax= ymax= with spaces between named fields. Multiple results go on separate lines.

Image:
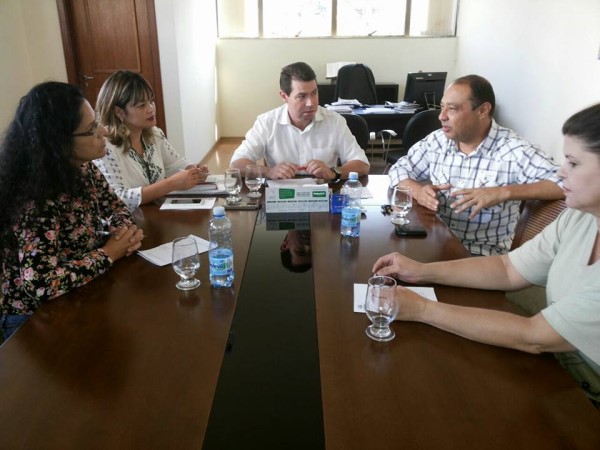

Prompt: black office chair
xmin=384 ymin=109 xmax=441 ymax=168
xmin=334 ymin=64 xmax=378 ymax=105
xmin=341 ymin=113 xmax=369 ymax=151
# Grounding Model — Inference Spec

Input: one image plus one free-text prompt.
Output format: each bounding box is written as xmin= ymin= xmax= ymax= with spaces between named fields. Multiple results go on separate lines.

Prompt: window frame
xmin=217 ymin=0 xmax=458 ymax=39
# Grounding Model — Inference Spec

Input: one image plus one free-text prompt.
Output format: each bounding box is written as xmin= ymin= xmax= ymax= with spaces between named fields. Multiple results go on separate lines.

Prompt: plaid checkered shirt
xmin=388 ymin=120 xmax=561 ymax=255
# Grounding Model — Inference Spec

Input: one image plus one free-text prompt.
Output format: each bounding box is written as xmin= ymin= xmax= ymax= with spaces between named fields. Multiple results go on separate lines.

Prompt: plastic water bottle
xmin=208 ymin=206 xmax=234 ymax=287
xmin=340 ymin=172 xmax=362 ymax=237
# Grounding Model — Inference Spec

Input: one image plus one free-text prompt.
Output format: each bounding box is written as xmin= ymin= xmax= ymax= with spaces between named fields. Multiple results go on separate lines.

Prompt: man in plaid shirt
xmin=389 ymin=75 xmax=563 ymax=255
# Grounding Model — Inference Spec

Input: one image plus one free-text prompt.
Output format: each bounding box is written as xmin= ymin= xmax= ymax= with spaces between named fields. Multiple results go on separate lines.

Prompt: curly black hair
xmin=0 ymin=82 xmax=85 ymax=243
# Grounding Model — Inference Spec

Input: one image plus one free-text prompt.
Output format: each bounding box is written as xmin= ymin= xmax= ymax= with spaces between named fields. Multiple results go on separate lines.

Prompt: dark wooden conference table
xmin=0 ymin=175 xmax=598 ymax=449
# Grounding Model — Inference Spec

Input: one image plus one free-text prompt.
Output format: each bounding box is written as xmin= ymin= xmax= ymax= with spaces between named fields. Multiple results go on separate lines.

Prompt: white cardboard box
xmin=265 ymin=186 xmax=330 ymax=213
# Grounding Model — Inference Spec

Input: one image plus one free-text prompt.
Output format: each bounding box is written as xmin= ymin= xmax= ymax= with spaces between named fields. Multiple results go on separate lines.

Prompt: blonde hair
xmin=96 ymin=71 xmax=155 ymax=152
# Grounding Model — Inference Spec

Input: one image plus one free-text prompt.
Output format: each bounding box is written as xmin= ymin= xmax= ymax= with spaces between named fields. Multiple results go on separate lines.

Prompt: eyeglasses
xmin=73 ymin=112 xmax=103 ymax=138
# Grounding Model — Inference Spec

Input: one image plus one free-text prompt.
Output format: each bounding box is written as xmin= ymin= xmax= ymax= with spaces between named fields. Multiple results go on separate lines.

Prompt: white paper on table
xmin=137 ymin=234 xmax=210 ymax=266
xmin=326 ymin=105 xmax=353 ymax=113
xmin=331 ymin=98 xmax=362 ymax=106
xmin=360 ymin=187 xmax=373 ymax=199
xmin=353 ymin=284 xmax=437 ymax=313
xmin=361 ymin=107 xmax=397 ymax=114
xmin=160 ymin=197 xmax=216 ymax=210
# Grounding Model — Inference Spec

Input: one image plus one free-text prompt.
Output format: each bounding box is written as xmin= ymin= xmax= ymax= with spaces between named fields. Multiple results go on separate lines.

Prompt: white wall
xmin=155 ymin=0 xmax=218 ymax=162
xmin=0 ymin=0 xmax=217 ymax=163
xmin=218 ymin=0 xmax=600 ymax=150
xmin=455 ymin=0 xmax=600 ymax=162
xmin=0 ymin=0 xmax=67 ymax=132
xmin=2 ymin=0 xmax=598 ymax=163
xmin=216 ymin=37 xmax=458 ymax=136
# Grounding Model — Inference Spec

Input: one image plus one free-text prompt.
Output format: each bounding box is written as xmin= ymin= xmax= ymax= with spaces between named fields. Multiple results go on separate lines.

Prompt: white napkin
xmin=354 ymin=284 xmax=437 ymax=313
xmin=137 ymin=234 xmax=210 ymax=266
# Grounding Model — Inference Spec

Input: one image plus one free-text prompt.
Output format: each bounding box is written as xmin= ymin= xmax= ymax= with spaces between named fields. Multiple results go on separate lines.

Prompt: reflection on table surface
xmin=0 ymin=175 xmax=598 ymax=450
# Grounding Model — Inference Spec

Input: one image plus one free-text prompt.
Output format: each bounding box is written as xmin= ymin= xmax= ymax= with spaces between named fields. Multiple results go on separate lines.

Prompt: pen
xmin=96 ymin=230 xmax=117 ymax=236
xmin=180 ymin=168 xmax=211 ymax=175
xmin=96 ymin=230 xmax=147 ymax=237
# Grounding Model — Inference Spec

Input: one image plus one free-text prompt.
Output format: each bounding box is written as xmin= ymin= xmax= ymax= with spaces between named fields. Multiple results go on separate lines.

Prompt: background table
xmin=318 ymin=83 xmax=400 ymax=106
xmin=353 ymin=106 xmax=416 ymax=137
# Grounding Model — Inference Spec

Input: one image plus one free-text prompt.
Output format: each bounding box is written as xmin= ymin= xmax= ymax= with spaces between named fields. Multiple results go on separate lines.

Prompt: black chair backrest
xmin=334 ymin=64 xmax=378 ymax=105
xmin=341 ymin=113 xmax=369 ymax=150
xmin=402 ymin=109 xmax=441 ymax=151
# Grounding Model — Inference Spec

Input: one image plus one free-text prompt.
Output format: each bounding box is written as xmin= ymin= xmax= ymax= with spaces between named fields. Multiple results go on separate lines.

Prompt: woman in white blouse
xmin=94 ymin=71 xmax=207 ymax=209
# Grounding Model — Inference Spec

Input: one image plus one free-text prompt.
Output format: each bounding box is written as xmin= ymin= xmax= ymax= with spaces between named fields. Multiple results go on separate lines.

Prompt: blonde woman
xmin=94 ymin=71 xmax=207 ymax=209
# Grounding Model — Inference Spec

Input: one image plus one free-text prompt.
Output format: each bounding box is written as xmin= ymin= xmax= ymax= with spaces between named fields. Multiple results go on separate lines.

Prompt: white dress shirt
xmin=230 ymin=105 xmax=369 ymax=168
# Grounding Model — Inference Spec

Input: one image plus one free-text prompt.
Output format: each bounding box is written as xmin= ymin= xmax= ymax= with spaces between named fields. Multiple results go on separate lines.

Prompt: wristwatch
xmin=330 ymin=166 xmax=342 ymax=181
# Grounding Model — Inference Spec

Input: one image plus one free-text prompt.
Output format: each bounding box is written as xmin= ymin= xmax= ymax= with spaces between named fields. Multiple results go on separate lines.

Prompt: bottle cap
xmin=348 ymin=172 xmax=358 ymax=180
xmin=213 ymin=206 xmax=225 ymax=216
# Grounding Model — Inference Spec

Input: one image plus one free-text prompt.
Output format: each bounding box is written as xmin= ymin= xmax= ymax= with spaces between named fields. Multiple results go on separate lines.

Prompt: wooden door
xmin=56 ymin=0 xmax=166 ymax=132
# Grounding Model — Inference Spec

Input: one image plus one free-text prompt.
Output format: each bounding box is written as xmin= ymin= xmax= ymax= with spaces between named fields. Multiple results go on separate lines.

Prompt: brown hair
xmin=279 ymin=62 xmax=316 ymax=95
xmin=96 ymin=71 xmax=155 ymax=152
xmin=562 ymin=103 xmax=600 ymax=156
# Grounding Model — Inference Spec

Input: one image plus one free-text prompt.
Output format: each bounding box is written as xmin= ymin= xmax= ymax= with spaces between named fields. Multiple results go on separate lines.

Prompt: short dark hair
xmin=279 ymin=62 xmax=317 ymax=95
xmin=452 ymin=74 xmax=496 ymax=115
xmin=280 ymin=249 xmax=312 ymax=273
xmin=562 ymin=103 xmax=600 ymax=156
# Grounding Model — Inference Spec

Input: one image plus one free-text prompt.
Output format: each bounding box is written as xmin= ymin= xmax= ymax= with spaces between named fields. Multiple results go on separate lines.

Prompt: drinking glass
xmin=365 ymin=275 xmax=398 ymax=342
xmin=391 ymin=186 xmax=412 ymax=225
xmin=224 ymin=168 xmax=242 ymax=203
xmin=245 ymin=164 xmax=263 ymax=198
xmin=172 ymin=236 xmax=201 ymax=290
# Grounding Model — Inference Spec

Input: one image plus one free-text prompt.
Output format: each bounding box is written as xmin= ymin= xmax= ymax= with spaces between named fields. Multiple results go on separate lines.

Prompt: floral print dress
xmin=1 ymin=163 xmax=133 ymax=316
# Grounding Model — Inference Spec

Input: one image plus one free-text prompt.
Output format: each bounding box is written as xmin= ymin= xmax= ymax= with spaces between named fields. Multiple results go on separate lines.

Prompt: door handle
xmin=79 ymin=74 xmax=94 ymax=87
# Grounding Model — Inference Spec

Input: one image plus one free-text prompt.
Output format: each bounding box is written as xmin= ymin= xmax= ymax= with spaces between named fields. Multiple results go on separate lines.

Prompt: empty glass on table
xmin=245 ymin=164 xmax=263 ymax=198
xmin=365 ymin=275 xmax=399 ymax=342
xmin=391 ymin=186 xmax=412 ymax=225
xmin=224 ymin=168 xmax=242 ymax=203
xmin=172 ymin=236 xmax=201 ymax=290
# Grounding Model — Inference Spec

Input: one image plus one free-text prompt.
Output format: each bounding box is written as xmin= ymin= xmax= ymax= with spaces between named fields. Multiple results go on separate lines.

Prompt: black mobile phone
xmin=224 ymin=201 xmax=260 ymax=210
xmin=395 ymin=224 xmax=427 ymax=237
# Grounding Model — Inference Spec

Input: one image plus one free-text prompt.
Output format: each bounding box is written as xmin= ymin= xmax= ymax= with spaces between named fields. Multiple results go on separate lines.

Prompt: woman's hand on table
xmin=372 ymin=252 xmax=425 ymax=284
xmin=169 ymin=166 xmax=207 ymax=190
xmin=102 ymin=224 xmax=145 ymax=260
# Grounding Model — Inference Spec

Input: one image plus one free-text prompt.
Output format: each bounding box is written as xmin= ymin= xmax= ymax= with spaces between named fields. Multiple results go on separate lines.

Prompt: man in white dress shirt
xmin=229 ymin=62 xmax=370 ymax=181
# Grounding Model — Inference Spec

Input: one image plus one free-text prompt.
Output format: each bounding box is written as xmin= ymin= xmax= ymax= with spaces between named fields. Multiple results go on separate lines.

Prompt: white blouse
xmin=94 ymin=127 xmax=189 ymax=210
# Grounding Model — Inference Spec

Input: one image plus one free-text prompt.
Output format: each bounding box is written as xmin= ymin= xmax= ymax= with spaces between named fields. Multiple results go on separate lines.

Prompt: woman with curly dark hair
xmin=0 ymin=81 xmax=144 ymax=342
